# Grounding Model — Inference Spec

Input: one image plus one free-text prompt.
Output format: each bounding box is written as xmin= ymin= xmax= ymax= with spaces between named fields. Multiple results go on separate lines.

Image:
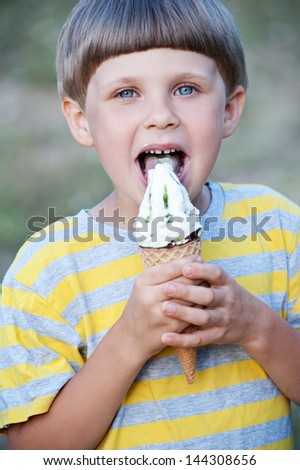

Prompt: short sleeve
xmin=0 ymin=277 xmax=85 ymax=429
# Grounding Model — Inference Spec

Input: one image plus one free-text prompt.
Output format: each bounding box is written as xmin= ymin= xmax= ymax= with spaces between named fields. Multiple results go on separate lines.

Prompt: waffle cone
xmin=176 ymin=325 xmax=198 ymax=384
xmin=139 ymin=238 xmax=201 ymax=384
xmin=139 ymin=238 xmax=201 ymax=268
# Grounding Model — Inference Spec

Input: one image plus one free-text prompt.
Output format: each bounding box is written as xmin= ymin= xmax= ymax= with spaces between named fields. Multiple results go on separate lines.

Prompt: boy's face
xmin=64 ymin=49 xmax=244 ymax=218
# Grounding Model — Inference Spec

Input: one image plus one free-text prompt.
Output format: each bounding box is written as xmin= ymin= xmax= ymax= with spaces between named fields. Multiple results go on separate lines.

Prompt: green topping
xmin=145 ymin=204 xmax=152 ymax=223
xmin=163 ymin=185 xmax=168 ymax=209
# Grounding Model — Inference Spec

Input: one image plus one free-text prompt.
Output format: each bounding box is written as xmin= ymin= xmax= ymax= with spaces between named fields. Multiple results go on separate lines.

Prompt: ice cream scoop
xmin=136 ymin=162 xmax=201 ymax=248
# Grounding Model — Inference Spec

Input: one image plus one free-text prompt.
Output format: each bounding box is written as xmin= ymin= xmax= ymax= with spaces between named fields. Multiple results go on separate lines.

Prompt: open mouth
xmin=138 ymin=148 xmax=187 ymax=181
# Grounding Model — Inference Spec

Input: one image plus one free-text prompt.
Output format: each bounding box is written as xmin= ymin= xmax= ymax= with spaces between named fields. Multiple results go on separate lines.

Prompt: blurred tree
xmin=0 ymin=0 xmax=76 ymax=84
xmin=1 ymin=0 xmax=299 ymax=89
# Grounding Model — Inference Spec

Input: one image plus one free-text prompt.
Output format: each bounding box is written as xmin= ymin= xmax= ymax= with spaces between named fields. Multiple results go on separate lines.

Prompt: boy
xmin=1 ymin=0 xmax=300 ymax=450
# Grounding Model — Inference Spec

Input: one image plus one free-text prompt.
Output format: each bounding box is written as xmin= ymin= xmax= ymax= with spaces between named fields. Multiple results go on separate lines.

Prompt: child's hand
xmin=119 ymin=255 xmax=202 ymax=360
xmin=160 ymin=262 xmax=262 ymax=350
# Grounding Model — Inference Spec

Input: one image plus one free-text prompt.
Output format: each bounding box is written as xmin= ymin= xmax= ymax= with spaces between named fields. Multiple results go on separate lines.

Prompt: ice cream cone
xmin=135 ymin=162 xmax=202 ymax=383
xmin=139 ymin=238 xmax=201 ymax=384
xmin=138 ymin=238 xmax=201 ymax=268
xmin=176 ymin=325 xmax=198 ymax=384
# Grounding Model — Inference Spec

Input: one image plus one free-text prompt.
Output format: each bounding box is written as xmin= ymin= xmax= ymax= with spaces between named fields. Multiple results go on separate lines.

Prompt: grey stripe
xmin=135 ymin=345 xmax=250 ymax=382
xmin=0 ymin=345 xmax=59 ymax=370
xmin=223 ymin=184 xmax=276 ymax=203
xmin=31 ymin=238 xmax=138 ymax=299
xmin=289 ymin=245 xmax=300 ymax=278
xmin=287 ymin=312 xmax=300 ymax=329
xmin=111 ymin=378 xmax=280 ymax=429
xmin=0 ymin=373 xmax=74 ymax=412
xmin=1 ymin=307 xmax=84 ymax=349
xmin=60 ymin=276 xmax=135 ymax=328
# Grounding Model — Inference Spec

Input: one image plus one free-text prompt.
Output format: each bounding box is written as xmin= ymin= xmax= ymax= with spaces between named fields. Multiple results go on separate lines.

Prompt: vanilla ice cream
xmin=135 ymin=162 xmax=202 ymax=248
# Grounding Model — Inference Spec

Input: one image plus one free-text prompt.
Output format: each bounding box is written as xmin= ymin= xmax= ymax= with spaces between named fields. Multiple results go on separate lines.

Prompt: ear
xmin=223 ymin=85 xmax=246 ymax=139
xmin=61 ymin=98 xmax=94 ymax=147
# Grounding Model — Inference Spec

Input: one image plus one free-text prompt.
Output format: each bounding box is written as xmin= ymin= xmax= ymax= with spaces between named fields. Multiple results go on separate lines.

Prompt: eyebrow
xmin=102 ymin=73 xmax=211 ymax=88
xmin=170 ymin=73 xmax=210 ymax=82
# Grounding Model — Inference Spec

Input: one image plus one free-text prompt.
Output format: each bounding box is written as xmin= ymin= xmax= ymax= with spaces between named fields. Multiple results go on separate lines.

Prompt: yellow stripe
xmin=0 ymin=394 xmax=55 ymax=428
xmin=235 ymin=271 xmax=287 ymax=297
xmin=289 ymin=271 xmax=300 ymax=310
xmin=202 ymin=227 xmax=294 ymax=262
xmin=290 ymin=307 xmax=300 ymax=328
xmin=15 ymin=232 xmax=110 ymax=287
xmin=77 ymin=301 xmax=127 ymax=336
xmin=99 ymin=394 xmax=289 ymax=449
xmin=123 ymin=358 xmax=268 ymax=406
xmin=1 ymin=286 xmax=69 ymax=324
xmin=221 ymin=186 xmax=300 ymax=218
xmin=46 ymin=254 xmax=143 ymax=312
xmin=7 ymin=220 xmax=78 ymax=271
xmin=0 ymin=356 xmax=78 ymax=389
xmin=0 ymin=325 xmax=83 ymax=366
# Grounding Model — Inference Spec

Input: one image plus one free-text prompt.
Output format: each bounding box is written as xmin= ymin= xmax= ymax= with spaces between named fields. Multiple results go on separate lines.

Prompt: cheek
xmin=206 ymin=100 xmax=226 ymax=132
xmin=88 ymin=117 xmax=118 ymax=158
xmin=93 ymin=136 xmax=130 ymax=187
xmin=188 ymin=97 xmax=226 ymax=135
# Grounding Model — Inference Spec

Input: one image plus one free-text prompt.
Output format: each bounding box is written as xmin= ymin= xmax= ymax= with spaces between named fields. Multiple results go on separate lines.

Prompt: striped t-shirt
xmin=1 ymin=182 xmax=300 ymax=449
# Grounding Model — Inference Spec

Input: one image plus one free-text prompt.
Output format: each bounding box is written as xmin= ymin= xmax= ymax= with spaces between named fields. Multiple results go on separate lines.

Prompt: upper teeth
xmin=144 ymin=149 xmax=178 ymax=155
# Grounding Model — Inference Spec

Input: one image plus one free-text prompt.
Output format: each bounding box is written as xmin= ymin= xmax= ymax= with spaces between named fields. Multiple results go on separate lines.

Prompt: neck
xmin=192 ymin=183 xmax=211 ymax=215
xmin=88 ymin=192 xmax=138 ymax=228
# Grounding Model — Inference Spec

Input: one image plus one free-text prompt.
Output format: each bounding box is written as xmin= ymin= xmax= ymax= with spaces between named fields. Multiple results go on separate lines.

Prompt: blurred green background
xmin=0 ymin=0 xmax=299 ymax=450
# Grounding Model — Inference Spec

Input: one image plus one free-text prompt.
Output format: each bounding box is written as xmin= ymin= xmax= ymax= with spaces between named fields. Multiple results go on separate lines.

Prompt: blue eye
xmin=176 ymin=86 xmax=194 ymax=96
xmin=118 ymin=89 xmax=136 ymax=99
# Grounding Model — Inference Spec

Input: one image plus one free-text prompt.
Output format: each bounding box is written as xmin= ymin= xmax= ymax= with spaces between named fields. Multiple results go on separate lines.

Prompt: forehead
xmin=90 ymin=48 xmax=221 ymax=86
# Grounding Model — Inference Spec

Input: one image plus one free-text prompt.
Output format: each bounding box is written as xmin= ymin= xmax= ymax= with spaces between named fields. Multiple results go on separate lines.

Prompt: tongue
xmin=144 ymin=155 xmax=181 ymax=176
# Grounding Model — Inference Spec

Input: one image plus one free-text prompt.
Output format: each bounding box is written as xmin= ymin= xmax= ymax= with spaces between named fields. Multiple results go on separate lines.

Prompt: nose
xmin=142 ymin=95 xmax=180 ymax=130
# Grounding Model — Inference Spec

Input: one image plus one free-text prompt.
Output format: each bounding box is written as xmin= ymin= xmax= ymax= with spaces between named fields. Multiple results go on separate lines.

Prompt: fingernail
xmin=162 ymin=333 xmax=174 ymax=345
xmin=166 ymin=283 xmax=176 ymax=294
xmin=183 ymin=265 xmax=193 ymax=275
xmin=164 ymin=302 xmax=176 ymax=313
